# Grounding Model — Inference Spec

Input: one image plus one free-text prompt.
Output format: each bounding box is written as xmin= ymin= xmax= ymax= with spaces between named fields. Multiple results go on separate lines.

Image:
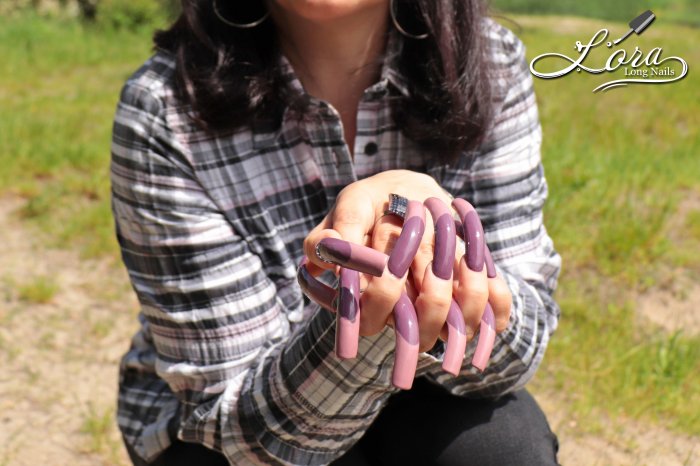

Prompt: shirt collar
xmin=253 ymin=30 xmax=410 ymax=149
xmin=277 ymin=27 xmax=410 ymax=101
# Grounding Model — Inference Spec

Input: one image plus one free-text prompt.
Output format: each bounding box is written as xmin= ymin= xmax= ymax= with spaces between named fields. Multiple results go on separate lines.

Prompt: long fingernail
xmin=297 ymin=259 xmax=336 ymax=312
xmin=392 ymin=292 xmax=419 ymax=390
xmin=316 ymin=238 xmax=387 ymax=277
xmin=388 ymin=201 xmax=425 ymax=278
xmin=442 ymin=299 xmax=467 ymax=376
xmin=484 ymin=246 xmax=496 ymax=278
xmin=336 ymin=268 xmax=360 ymax=359
xmin=424 ymin=197 xmax=456 ymax=280
xmin=452 ymin=199 xmax=485 ymax=272
xmin=471 ymin=302 xmax=496 ymax=372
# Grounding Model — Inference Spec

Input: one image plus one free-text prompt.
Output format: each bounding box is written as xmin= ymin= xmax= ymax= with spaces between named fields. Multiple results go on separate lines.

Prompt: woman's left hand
xmin=303 ymin=170 xmax=512 ymax=352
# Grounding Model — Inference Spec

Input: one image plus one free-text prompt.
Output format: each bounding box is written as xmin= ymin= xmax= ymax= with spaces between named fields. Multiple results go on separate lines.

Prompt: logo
xmin=529 ymin=10 xmax=689 ymax=92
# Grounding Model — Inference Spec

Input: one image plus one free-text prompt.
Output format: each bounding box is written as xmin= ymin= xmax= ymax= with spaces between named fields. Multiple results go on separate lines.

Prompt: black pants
xmin=125 ymin=378 xmax=559 ymax=466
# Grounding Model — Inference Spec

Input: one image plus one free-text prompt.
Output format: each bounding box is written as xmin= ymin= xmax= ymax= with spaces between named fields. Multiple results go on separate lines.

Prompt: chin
xmin=272 ymin=0 xmax=387 ymax=22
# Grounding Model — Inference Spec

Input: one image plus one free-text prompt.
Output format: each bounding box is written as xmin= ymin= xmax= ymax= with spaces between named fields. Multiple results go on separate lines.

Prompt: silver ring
xmin=385 ymin=193 xmax=409 ymax=218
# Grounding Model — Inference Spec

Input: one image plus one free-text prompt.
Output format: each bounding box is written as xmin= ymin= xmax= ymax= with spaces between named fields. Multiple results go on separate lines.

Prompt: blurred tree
xmin=76 ymin=0 xmax=96 ymax=20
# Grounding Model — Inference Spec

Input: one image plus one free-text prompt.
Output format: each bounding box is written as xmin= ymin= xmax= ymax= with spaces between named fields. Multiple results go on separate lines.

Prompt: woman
xmin=111 ymin=0 xmax=562 ymax=465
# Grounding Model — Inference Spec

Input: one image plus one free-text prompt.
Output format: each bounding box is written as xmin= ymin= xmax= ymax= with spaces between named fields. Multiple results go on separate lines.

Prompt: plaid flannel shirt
xmin=111 ymin=19 xmax=561 ymax=465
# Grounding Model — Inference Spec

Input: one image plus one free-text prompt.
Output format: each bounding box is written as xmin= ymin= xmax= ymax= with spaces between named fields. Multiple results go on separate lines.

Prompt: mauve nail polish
xmin=433 ymin=214 xmax=456 ymax=279
xmin=297 ymin=261 xmax=336 ymax=312
xmin=387 ymin=217 xmax=424 ymax=277
xmin=465 ymin=211 xmax=485 ymax=272
xmin=484 ymin=246 xmax=496 ymax=278
xmin=317 ymin=238 xmax=387 ymax=277
xmin=392 ymin=293 xmax=420 ymax=389
xmin=388 ymin=201 xmax=425 ymax=277
xmin=424 ymin=197 xmax=455 ymax=280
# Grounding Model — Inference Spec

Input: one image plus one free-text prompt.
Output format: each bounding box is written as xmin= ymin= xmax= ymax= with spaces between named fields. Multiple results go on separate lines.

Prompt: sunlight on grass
xmin=0 ymin=14 xmax=155 ymax=259
xmin=1 ymin=10 xmax=699 ymax=439
xmin=18 ymin=276 xmax=59 ymax=304
xmin=505 ymin=14 xmax=700 ymax=435
xmin=80 ymin=402 xmax=126 ymax=464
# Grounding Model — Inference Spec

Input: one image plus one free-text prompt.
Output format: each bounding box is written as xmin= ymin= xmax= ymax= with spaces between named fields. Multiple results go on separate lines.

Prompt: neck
xmin=269 ymin=4 xmax=390 ymax=154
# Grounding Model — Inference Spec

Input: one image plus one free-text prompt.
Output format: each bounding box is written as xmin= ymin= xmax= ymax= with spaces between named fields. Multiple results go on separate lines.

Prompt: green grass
xmin=1 ymin=12 xmax=699 ymax=437
xmin=0 ymin=14 xmax=157 ymax=258
xmin=512 ymin=14 xmax=700 ymax=434
xmin=491 ymin=0 xmax=700 ymax=27
xmin=18 ymin=275 xmax=60 ymax=304
xmin=79 ymin=402 xmax=125 ymax=464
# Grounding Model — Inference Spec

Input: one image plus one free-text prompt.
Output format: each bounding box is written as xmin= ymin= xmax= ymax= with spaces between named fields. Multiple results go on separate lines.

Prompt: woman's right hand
xmin=302 ymin=173 xmax=512 ymax=354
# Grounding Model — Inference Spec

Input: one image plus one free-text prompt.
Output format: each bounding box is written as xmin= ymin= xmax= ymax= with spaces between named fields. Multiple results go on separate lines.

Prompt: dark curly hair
xmin=154 ymin=0 xmax=494 ymax=163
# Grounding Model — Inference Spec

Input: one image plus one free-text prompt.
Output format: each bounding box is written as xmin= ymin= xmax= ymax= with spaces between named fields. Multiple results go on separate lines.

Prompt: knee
xmin=439 ymin=390 xmax=560 ymax=466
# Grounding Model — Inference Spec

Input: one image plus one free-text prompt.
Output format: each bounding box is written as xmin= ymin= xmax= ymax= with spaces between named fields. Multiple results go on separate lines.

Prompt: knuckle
xmin=364 ymin=283 xmax=402 ymax=309
xmin=463 ymin=282 xmax=489 ymax=303
xmin=373 ymin=225 xmax=400 ymax=247
xmin=424 ymin=290 xmax=452 ymax=310
xmin=333 ymin=208 xmax=365 ymax=226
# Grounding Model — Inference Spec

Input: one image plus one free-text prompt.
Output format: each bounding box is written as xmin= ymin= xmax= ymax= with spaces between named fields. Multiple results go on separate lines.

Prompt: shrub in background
xmin=94 ymin=0 xmax=165 ymax=30
xmin=1 ymin=0 xmax=180 ymax=30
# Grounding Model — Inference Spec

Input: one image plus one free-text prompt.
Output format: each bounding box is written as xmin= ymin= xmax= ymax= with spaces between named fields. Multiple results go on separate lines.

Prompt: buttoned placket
xmin=274 ymin=29 xmax=410 ymax=205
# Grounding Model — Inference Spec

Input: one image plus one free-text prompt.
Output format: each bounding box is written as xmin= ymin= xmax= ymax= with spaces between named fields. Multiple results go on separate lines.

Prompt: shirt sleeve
xmin=111 ymin=76 xmax=398 ymax=465
xmin=422 ymin=24 xmax=562 ymax=398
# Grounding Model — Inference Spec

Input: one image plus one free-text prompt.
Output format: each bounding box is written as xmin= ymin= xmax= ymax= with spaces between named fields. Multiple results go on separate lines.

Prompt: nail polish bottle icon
xmin=613 ymin=10 xmax=656 ymax=45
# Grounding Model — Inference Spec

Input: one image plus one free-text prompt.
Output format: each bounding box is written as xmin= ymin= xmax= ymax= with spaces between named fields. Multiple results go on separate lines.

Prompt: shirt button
xmin=364 ymin=142 xmax=379 ymax=156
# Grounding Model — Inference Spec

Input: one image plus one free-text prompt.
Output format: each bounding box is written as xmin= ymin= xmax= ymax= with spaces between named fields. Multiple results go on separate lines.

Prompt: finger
xmin=485 ymin=248 xmax=512 ymax=333
xmin=472 ymin=302 xmax=496 ymax=372
xmin=358 ymin=263 xmax=405 ymax=336
xmin=453 ymin=220 xmax=466 ymax=278
xmin=408 ymin=219 xmax=434 ymax=291
xmin=330 ymin=189 xmax=375 ymax=248
xmin=304 ymin=223 xmax=341 ymax=271
xmin=422 ymin=198 xmax=467 ymax=374
xmin=358 ymin=218 xmax=417 ymax=336
xmin=442 ymin=299 xmax=468 ymax=375
xmin=386 ymin=201 xmax=426 ymax=278
xmin=413 ymin=263 xmax=453 ymax=352
xmin=296 ymin=257 xmax=336 ymax=312
xmin=454 ymin=256 xmax=489 ymax=340
xmin=423 ymin=198 xmax=456 ymax=280
xmin=452 ymin=198 xmax=485 ymax=273
xmin=392 ymin=293 xmax=419 ymax=390
xmin=316 ymin=238 xmax=388 ymax=276
xmin=336 ymin=268 xmax=361 ymax=359
xmin=484 ymin=245 xmax=497 ymax=278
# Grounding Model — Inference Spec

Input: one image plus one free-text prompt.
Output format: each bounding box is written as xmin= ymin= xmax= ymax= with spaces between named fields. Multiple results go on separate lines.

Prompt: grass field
xmin=0 ymin=7 xmax=698 ymax=461
xmin=510 ymin=14 xmax=700 ymax=435
xmin=492 ymin=0 xmax=700 ymax=26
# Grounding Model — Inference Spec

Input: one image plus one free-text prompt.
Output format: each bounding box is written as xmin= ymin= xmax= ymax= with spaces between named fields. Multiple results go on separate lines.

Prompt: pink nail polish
xmin=392 ymin=293 xmax=419 ymax=389
xmin=336 ymin=268 xmax=360 ymax=359
xmin=442 ymin=299 xmax=467 ymax=376
xmin=316 ymin=238 xmax=388 ymax=277
xmin=471 ymin=302 xmax=496 ymax=372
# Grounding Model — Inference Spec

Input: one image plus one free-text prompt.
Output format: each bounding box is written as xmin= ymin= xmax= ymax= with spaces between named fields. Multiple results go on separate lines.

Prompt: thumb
xmin=330 ymin=190 xmax=376 ymax=247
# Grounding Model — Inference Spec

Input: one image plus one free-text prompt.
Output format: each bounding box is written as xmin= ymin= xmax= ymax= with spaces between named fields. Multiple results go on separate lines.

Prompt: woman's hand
xmin=303 ymin=170 xmax=512 ymax=353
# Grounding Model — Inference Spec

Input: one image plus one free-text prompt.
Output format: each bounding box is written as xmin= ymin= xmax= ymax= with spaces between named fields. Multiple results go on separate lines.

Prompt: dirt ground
xmin=0 ymin=194 xmax=698 ymax=466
